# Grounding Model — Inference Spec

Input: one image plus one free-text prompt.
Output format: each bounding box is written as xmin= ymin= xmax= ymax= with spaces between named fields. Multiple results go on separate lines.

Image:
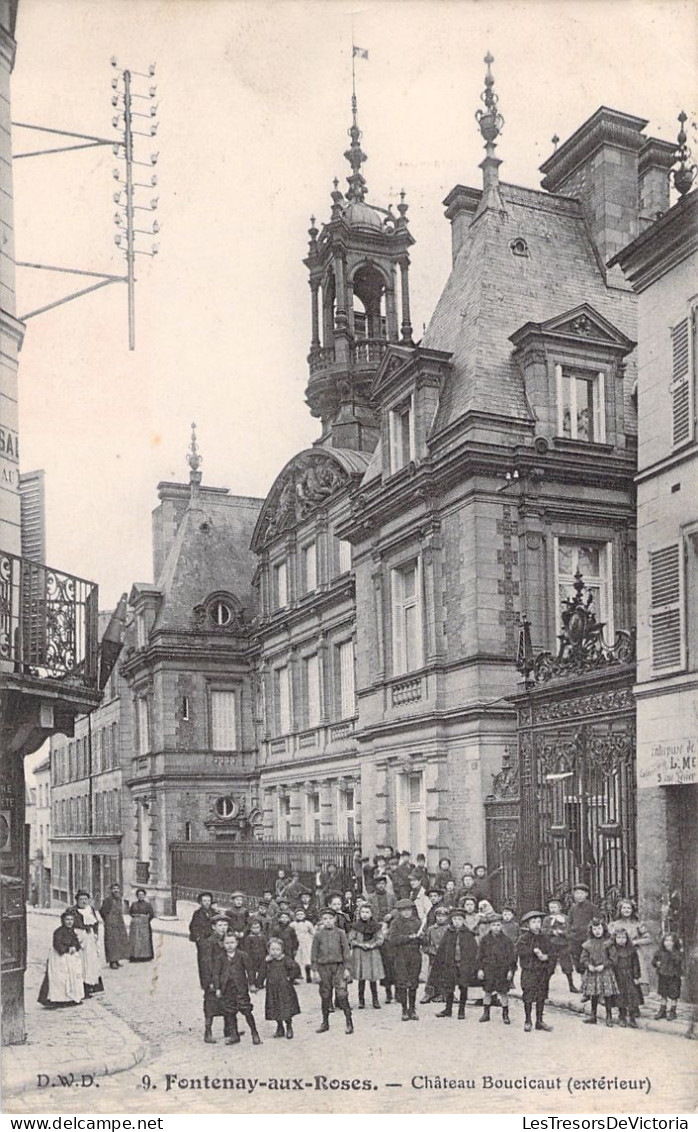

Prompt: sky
xmin=10 ymin=0 xmax=696 ymax=609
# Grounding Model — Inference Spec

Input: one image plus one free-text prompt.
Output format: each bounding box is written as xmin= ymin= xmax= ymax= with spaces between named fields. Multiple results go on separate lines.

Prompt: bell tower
xmin=304 ymin=94 xmax=415 ymax=452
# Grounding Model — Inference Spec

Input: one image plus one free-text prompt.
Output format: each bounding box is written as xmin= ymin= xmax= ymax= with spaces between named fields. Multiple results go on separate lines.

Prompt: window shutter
xmin=211 ymin=689 xmax=237 ymax=750
xmin=339 ymin=640 xmax=355 ymax=718
xmin=408 ymin=393 xmax=417 ymax=462
xmin=555 ymin=364 xmax=564 ymax=435
xmin=671 ymin=319 xmax=692 ymax=447
xmin=389 ymin=410 xmax=398 ymax=474
xmin=391 ymin=569 xmax=404 ymax=674
xmin=649 ymin=544 xmax=684 ymax=671
xmin=594 ymin=370 xmax=606 ymax=443
xmin=306 ymin=654 xmax=320 ymax=726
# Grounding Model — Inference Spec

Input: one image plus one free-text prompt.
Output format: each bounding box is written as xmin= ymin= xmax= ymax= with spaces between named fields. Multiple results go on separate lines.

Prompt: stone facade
xmin=612 ymin=184 xmax=698 ymax=1001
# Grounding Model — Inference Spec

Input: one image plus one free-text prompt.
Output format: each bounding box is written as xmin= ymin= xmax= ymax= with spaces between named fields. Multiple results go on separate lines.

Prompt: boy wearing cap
xmin=477 ymin=914 xmax=516 ymax=1024
xmin=543 ymin=896 xmax=579 ymax=993
xmin=420 ymin=904 xmax=450 ymax=1003
xmin=431 ymin=908 xmax=479 ymax=1019
xmin=211 ymin=933 xmax=262 ymax=1046
xmin=567 ymin=884 xmax=600 ymax=974
xmin=225 ymin=892 xmax=250 ymax=937
xmin=392 ymin=853 xmax=414 ymax=901
xmin=189 ymin=892 xmax=215 ymax=989
xmin=387 ymin=898 xmax=423 ymax=1020
xmin=310 ymin=907 xmax=354 ymax=1034
xmin=517 ymin=911 xmax=554 ymax=1032
xmin=201 ymin=914 xmax=231 ymax=1043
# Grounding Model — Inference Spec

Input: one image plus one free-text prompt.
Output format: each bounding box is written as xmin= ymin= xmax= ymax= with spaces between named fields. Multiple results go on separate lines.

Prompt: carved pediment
xmin=510 ymin=303 xmax=635 ymax=356
xmin=252 ymin=450 xmax=353 ymax=549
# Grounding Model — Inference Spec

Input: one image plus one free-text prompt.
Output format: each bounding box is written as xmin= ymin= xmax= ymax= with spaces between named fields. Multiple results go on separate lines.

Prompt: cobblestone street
xmin=3 ymin=912 xmax=695 ymax=1115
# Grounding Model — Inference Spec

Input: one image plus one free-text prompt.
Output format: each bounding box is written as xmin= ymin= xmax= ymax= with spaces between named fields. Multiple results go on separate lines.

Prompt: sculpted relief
xmin=262 ymin=454 xmax=348 ymax=542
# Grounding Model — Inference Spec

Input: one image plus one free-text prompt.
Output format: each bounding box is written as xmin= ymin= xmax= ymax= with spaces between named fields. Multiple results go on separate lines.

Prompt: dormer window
xmin=555 ymin=365 xmax=606 ymax=443
xmin=389 ymin=395 xmax=415 ymax=473
xmin=211 ymin=600 xmax=232 ymax=627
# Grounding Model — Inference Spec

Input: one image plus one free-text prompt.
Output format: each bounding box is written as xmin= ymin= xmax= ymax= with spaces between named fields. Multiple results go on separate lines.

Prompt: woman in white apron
xmin=37 ymin=911 xmax=85 ymax=1007
xmin=69 ymin=890 xmax=104 ymax=996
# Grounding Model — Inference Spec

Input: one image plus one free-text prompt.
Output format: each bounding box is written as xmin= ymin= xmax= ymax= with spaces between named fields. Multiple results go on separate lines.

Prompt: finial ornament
xmin=344 ymin=92 xmax=368 ymax=202
xmin=187 ymin=421 xmax=202 ymax=481
xmin=672 ymin=110 xmax=697 ymax=197
xmin=475 ymin=51 xmax=504 ymax=148
xmin=552 ymin=134 xmax=560 ymax=151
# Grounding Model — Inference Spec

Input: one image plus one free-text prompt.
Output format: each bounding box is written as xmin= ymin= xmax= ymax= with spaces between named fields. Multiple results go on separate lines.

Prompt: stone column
xmin=399 ymin=258 xmax=413 ymax=344
xmin=310 ymin=281 xmax=320 ymax=349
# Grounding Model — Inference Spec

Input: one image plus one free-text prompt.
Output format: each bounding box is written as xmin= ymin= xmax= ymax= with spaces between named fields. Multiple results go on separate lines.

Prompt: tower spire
xmin=474 ymin=51 xmax=506 ymax=213
xmin=672 ymin=110 xmax=697 ymax=198
xmin=187 ymin=421 xmax=202 ymax=502
xmin=344 ymin=93 xmax=368 ymax=202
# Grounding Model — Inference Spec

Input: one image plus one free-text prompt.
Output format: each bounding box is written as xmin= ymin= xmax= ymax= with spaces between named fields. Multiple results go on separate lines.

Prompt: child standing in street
xmin=211 ymin=933 xmax=261 ymax=1046
xmin=388 ymin=898 xmax=423 ymax=1021
xmin=516 ymin=910 xmax=554 ymax=1033
xmin=501 ymin=905 xmax=519 ymax=943
xmin=580 ymin=918 xmax=619 ymax=1027
xmin=608 ymin=927 xmax=643 ymax=1027
xmin=652 ymin=933 xmax=683 ymax=1020
xmin=244 ymin=917 xmax=269 ymax=990
xmin=431 ymin=907 xmax=478 ymax=1020
xmin=542 ymin=896 xmax=579 ymax=994
xmin=310 ymin=907 xmax=354 ymax=1034
xmin=293 ymin=907 xmax=316 ymax=984
xmin=477 ymin=912 xmax=516 ymax=1024
xmin=264 ymin=937 xmax=301 ymax=1039
xmin=348 ymin=903 xmax=384 ymax=1010
xmin=420 ymin=904 xmax=450 ymax=1003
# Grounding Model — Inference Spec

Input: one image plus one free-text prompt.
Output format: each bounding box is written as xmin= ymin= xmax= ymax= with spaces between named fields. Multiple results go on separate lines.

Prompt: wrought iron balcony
xmin=0 ymin=551 xmax=99 ymax=687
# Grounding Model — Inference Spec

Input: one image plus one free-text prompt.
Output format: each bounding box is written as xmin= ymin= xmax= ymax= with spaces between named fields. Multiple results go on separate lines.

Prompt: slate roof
xmin=152 ymin=488 xmax=263 ymax=632
xmin=422 ymin=182 xmax=637 ymax=436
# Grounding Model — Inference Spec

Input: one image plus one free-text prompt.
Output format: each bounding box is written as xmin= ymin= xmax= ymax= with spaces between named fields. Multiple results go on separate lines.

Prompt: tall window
xmin=555 ymin=539 xmax=613 ymax=638
xmin=303 ymin=654 xmax=321 ymax=727
xmin=302 ymin=541 xmax=317 ymax=594
xmin=338 ymin=538 xmax=352 ymax=575
xmin=336 ymin=639 xmax=355 ymax=718
xmin=111 ymin=722 xmax=119 ymax=768
xmin=273 ymin=560 xmax=288 ymax=609
xmin=670 ymin=315 xmax=695 ymax=448
xmin=398 ymin=770 xmax=426 ymax=856
xmin=337 ymin=785 xmax=356 ymax=841
xmin=389 ymin=395 xmax=415 ymax=473
xmin=136 ymin=610 xmax=147 ymax=649
xmin=306 ymin=791 xmax=321 ymax=840
xmin=137 ymin=696 xmax=150 ymax=756
xmin=211 ymin=689 xmax=237 ymax=751
xmin=391 ymin=559 xmax=423 ymax=675
xmin=556 ymin=365 xmax=606 ymax=443
xmin=278 ymin=794 xmax=292 ymax=839
xmin=274 ymin=665 xmax=291 ymax=735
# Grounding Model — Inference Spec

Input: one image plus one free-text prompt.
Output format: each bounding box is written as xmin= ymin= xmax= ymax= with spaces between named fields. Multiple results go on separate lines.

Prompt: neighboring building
xmin=248 ymin=61 xmax=647 ymax=880
xmin=49 ymin=613 xmax=131 ymax=908
xmin=26 ymin=753 xmax=51 ymax=907
xmin=119 ymin=447 xmax=263 ymax=912
xmin=18 ymin=468 xmax=45 ymax=562
xmin=612 ymin=133 xmax=697 ymax=1001
xmin=0 ymin=0 xmax=101 ymax=1045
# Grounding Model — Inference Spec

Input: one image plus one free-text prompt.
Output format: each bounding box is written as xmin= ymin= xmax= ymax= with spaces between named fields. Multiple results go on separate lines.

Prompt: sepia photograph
xmin=0 ymin=0 xmax=696 ymax=1120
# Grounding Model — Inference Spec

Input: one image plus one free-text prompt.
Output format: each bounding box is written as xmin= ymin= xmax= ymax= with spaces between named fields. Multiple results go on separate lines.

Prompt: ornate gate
xmin=511 ymin=573 xmax=637 ymax=912
xmin=484 ymin=748 xmax=520 ymax=910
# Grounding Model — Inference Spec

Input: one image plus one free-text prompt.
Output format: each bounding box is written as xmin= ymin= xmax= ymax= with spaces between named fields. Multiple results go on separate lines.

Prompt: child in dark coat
xmin=652 ymin=933 xmax=683 ymax=1020
xmin=501 ymin=905 xmax=519 ymax=943
xmin=477 ymin=913 xmax=516 ymax=1024
xmin=244 ymin=918 xmax=269 ymax=990
xmin=516 ymin=911 xmax=554 ymax=1032
xmin=275 ymin=911 xmax=299 ymax=962
xmin=420 ymin=905 xmax=450 ymax=1003
xmin=387 ymin=898 xmax=423 ymax=1021
xmin=264 ymin=937 xmax=301 ymax=1039
xmin=608 ymin=927 xmax=643 ymax=1027
xmin=431 ymin=908 xmax=478 ymax=1020
xmin=210 ymin=934 xmax=261 ymax=1045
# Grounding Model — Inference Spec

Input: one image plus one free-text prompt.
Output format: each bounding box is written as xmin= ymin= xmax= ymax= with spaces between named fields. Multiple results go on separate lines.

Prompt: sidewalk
xmin=3 ymin=913 xmax=146 ymax=1100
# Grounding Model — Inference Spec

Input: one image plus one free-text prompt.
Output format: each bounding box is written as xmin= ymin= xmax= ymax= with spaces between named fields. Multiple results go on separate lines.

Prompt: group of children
xmin=187 ymin=865 xmax=684 ymax=1043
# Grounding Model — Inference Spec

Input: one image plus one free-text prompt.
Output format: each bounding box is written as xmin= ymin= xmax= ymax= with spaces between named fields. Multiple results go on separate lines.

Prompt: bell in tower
xmin=304 ymin=94 xmax=415 ymax=452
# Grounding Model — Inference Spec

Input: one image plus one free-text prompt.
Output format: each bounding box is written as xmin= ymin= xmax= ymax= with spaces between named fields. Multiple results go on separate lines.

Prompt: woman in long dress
xmin=68 ymin=890 xmax=104 ymax=996
xmin=100 ymin=884 xmax=130 ymax=969
xmin=129 ymin=888 xmax=155 ymax=961
xmin=38 ymin=912 xmax=85 ymax=1008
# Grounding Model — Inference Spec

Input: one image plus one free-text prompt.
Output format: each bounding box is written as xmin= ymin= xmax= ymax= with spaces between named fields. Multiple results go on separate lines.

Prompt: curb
xmin=509 ymin=986 xmax=697 ymax=1041
xmin=4 ymin=1040 xmax=148 ymax=1100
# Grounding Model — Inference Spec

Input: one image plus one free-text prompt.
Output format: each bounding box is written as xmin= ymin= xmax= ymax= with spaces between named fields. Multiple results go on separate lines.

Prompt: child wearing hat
xmin=420 ymin=904 xmax=450 ymax=1003
xmin=201 ymin=914 xmax=234 ymax=1043
xmin=477 ymin=913 xmax=516 ymax=1024
xmin=189 ymin=892 xmax=216 ymax=990
xmin=542 ymin=896 xmax=579 ymax=994
xmin=225 ymin=892 xmax=250 ymax=937
xmin=387 ymin=899 xmax=423 ymax=1020
xmin=567 ymin=883 xmax=600 ymax=975
xmin=431 ymin=907 xmax=479 ymax=1019
xmin=310 ymin=907 xmax=354 ymax=1034
xmin=516 ymin=911 xmax=554 ymax=1032
xmin=580 ymin=918 xmax=619 ymax=1026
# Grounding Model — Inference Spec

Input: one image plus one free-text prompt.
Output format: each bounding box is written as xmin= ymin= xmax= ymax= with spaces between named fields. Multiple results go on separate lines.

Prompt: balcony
xmin=308 ymin=346 xmax=336 ymax=376
xmin=351 ymin=338 xmax=388 ymax=368
xmin=0 ymin=551 xmax=99 ymax=688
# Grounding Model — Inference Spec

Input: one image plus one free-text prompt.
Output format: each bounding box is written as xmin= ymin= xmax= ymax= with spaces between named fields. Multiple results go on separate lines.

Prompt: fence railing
xmin=0 ymin=551 xmax=99 ymax=685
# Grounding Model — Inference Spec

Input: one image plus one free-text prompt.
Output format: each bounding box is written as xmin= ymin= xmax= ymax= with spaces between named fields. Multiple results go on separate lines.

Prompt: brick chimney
xmin=540 ymin=107 xmax=649 ymax=282
xmin=638 ymin=137 xmax=675 ymax=228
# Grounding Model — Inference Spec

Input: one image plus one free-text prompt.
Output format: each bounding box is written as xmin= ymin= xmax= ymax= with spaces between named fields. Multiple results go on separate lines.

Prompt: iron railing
xmin=0 ymin=551 xmax=99 ymax=685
